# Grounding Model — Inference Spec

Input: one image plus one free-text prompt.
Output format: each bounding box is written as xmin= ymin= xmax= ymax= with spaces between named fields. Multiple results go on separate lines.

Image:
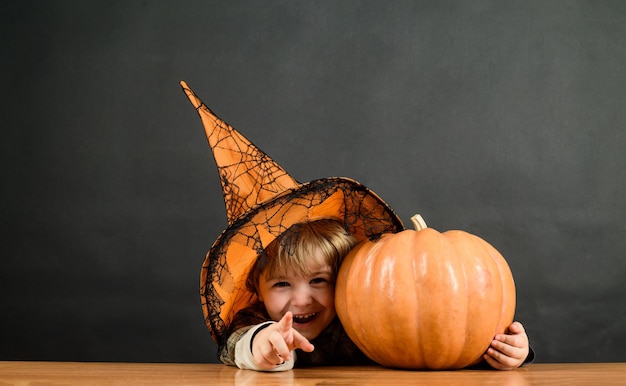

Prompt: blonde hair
xmin=247 ymin=219 xmax=356 ymax=293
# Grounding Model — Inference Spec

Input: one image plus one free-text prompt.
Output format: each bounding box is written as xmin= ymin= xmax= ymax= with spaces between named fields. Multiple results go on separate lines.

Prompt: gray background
xmin=2 ymin=1 xmax=625 ymax=363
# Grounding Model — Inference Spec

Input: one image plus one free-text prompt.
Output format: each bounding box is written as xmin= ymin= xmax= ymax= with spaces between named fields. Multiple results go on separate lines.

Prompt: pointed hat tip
xmin=180 ymin=80 xmax=202 ymax=109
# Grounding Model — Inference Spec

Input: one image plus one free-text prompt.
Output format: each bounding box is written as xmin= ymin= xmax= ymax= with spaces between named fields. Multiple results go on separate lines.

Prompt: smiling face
xmin=246 ymin=219 xmax=356 ymax=340
xmin=257 ymin=257 xmax=336 ymax=340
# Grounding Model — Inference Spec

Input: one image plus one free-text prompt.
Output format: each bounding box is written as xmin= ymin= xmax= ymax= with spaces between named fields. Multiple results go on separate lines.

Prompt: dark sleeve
xmin=295 ymin=318 xmax=376 ymax=367
xmin=523 ymin=346 xmax=536 ymax=365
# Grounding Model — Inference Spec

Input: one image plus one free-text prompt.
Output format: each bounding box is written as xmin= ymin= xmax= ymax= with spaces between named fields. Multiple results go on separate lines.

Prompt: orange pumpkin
xmin=335 ymin=214 xmax=516 ymax=370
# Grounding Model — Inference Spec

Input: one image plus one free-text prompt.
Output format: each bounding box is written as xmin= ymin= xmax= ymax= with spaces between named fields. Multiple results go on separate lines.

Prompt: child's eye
xmin=273 ymin=281 xmax=290 ymax=288
xmin=310 ymin=277 xmax=328 ymax=285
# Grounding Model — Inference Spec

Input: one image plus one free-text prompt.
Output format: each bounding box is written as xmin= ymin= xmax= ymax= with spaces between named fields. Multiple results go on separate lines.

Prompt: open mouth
xmin=292 ymin=312 xmax=318 ymax=324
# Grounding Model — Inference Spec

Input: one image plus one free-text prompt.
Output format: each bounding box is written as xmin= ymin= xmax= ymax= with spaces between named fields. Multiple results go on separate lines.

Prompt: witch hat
xmin=181 ymin=81 xmax=404 ymax=346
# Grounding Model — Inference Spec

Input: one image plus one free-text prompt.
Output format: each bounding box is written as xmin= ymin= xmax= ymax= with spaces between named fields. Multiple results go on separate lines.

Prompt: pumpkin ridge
xmin=431 ymin=231 xmax=467 ymax=369
xmin=410 ymin=229 xmax=428 ymax=368
xmin=454 ymin=232 xmax=471 ymax=368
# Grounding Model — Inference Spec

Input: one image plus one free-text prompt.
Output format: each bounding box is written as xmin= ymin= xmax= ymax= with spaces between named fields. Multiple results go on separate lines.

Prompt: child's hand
xmin=251 ymin=312 xmax=315 ymax=370
xmin=483 ymin=321 xmax=530 ymax=370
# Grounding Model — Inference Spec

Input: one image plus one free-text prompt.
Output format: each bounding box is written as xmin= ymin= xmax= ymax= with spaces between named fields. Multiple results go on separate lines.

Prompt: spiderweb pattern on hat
xmin=181 ymin=81 xmax=404 ymax=346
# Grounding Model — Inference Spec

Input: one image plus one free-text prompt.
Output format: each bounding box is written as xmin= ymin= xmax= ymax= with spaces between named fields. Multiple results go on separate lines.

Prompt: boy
xmin=181 ymin=81 xmax=532 ymax=373
xmin=220 ymin=219 xmax=531 ymax=371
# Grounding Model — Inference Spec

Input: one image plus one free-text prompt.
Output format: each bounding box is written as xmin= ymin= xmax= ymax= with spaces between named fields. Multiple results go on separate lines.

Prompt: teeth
xmin=293 ymin=313 xmax=316 ymax=319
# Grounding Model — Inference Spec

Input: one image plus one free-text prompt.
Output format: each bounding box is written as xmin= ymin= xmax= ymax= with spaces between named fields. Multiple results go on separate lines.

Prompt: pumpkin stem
xmin=410 ymin=214 xmax=428 ymax=231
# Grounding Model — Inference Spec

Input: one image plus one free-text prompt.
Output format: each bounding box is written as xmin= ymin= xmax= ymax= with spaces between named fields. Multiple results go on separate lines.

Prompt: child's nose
xmin=291 ymin=286 xmax=313 ymax=306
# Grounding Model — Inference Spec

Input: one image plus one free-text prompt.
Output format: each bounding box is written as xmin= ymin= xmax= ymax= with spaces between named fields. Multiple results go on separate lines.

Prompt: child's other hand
xmin=483 ymin=321 xmax=530 ymax=370
xmin=251 ymin=312 xmax=315 ymax=370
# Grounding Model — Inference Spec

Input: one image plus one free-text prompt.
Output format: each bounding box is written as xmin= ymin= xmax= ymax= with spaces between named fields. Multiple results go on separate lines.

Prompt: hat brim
xmin=200 ymin=176 xmax=404 ymax=344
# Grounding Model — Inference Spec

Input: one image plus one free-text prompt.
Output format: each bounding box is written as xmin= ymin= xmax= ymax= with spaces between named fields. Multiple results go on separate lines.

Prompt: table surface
xmin=1 ymin=361 xmax=625 ymax=385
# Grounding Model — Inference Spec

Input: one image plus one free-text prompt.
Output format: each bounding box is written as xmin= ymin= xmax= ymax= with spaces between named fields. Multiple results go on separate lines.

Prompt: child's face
xmin=257 ymin=258 xmax=336 ymax=341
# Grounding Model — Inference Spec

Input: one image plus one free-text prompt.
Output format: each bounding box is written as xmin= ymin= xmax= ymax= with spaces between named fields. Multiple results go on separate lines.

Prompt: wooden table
xmin=1 ymin=361 xmax=624 ymax=385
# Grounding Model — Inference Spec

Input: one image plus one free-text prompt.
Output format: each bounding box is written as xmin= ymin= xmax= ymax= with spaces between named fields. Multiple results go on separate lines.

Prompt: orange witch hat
xmin=180 ymin=81 xmax=404 ymax=345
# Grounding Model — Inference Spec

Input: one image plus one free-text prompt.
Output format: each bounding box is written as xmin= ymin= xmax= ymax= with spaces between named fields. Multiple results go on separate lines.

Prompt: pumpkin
xmin=335 ymin=214 xmax=516 ymax=370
